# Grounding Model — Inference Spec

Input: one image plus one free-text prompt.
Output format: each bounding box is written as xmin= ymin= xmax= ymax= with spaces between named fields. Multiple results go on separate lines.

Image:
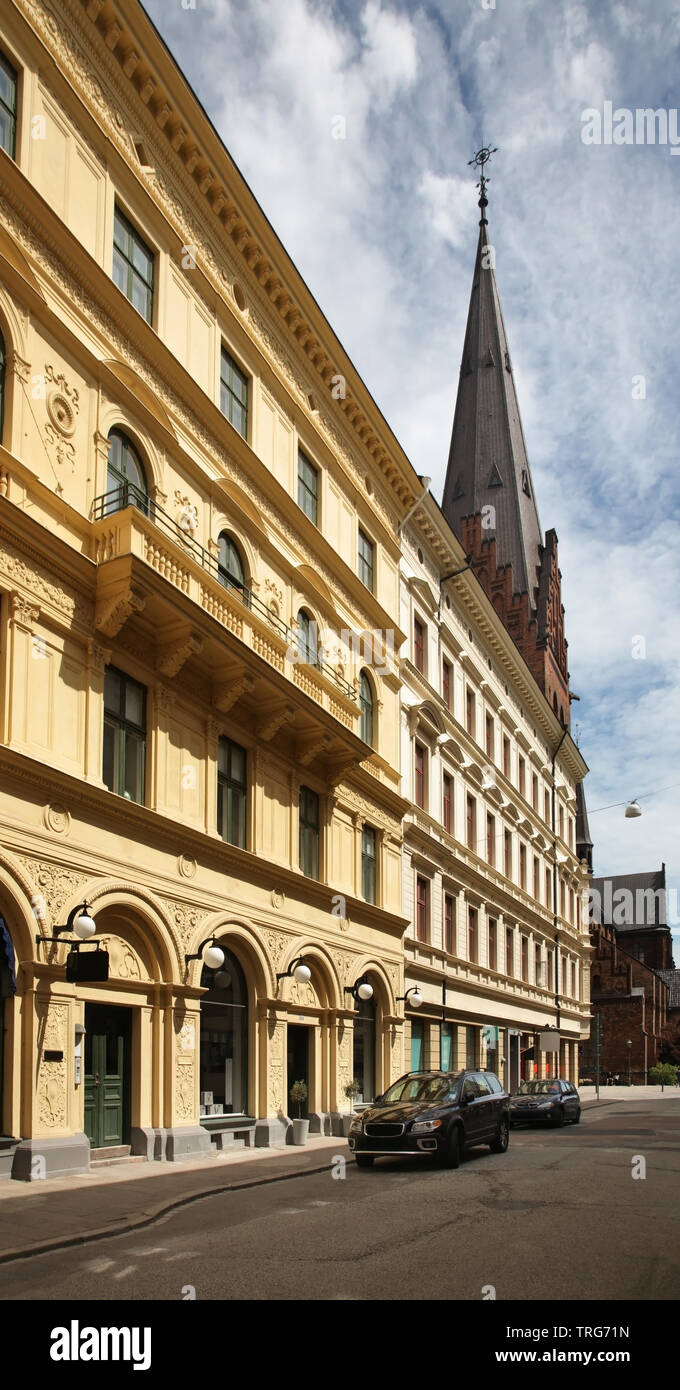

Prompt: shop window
xmin=199 ymin=949 xmax=248 ymax=1116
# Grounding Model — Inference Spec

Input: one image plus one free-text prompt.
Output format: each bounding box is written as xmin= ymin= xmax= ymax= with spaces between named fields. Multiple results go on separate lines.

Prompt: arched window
xmin=199 ymin=947 xmax=248 ymax=1116
xmin=359 ymin=670 xmax=374 ymax=746
xmin=218 ymin=532 xmax=246 ymax=597
xmin=297 ymin=609 xmax=318 ymax=667
xmin=106 ymin=429 xmax=148 ymax=514
xmin=0 ymin=329 xmax=5 ymax=443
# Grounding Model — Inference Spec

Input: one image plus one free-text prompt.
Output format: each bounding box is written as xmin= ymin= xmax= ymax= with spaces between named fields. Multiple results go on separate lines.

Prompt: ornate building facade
xmin=399 ymin=159 xmax=591 ymax=1089
xmin=0 ymin=0 xmax=426 ymax=1178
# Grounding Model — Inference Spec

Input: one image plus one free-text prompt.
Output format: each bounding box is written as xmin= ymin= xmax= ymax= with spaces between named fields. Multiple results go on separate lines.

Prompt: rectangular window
xmin=503 ymin=735 xmax=510 ymax=779
xmin=488 ymin=917 xmax=497 ymax=971
xmin=362 ymin=824 xmax=377 ymax=904
xmin=572 ymin=960 xmax=577 ymax=998
xmin=519 ymin=842 xmax=527 ymax=890
xmin=358 ymin=528 xmax=374 ymax=592
xmin=518 ymin=755 xmax=526 ymax=799
xmin=569 ymin=887 xmax=575 ymax=924
xmin=217 ymin=737 xmax=247 ymax=848
xmin=486 ymin=812 xmax=495 ymax=865
xmin=545 ymin=866 xmax=552 ymax=905
xmin=442 ymin=773 xmax=452 ymax=833
xmin=544 ymin=788 xmax=551 ymax=824
xmin=560 ymin=880 xmax=566 ymax=918
xmin=297 ymin=449 xmax=318 ymax=525
xmin=112 ymin=206 xmax=154 ymax=324
xmin=504 ymin=828 xmax=512 ymax=879
xmin=414 ymin=742 xmax=426 ymax=809
xmin=535 ymin=944 xmax=542 ymax=986
xmin=220 ymin=347 xmax=248 ymax=438
xmin=547 ymin=949 xmax=554 ymax=990
xmin=468 ymin=906 xmax=478 ymax=964
xmin=485 ymin=713 xmax=494 ymax=759
xmin=521 ymin=935 xmax=528 ymax=982
xmin=532 ymin=773 xmax=538 ymax=811
xmin=442 ymin=658 xmax=452 ymax=710
xmin=0 ymin=52 xmax=17 ymax=159
xmin=103 ymin=667 xmax=146 ymax=805
xmin=466 ymin=687 xmax=475 ymax=737
xmin=562 ymin=956 xmax=568 ymax=996
xmin=416 ymin=876 xmax=429 ymax=942
xmin=299 ymin=785 xmax=320 ymax=879
xmin=444 ymin=894 xmax=455 ymax=954
xmin=413 ymin=616 xmax=425 ymax=673
xmin=506 ymin=927 xmax=514 ymax=977
xmin=466 ymin=794 xmax=475 ymax=852
xmin=559 ymin=805 xmax=565 ymax=840
xmin=533 ymin=855 xmax=540 ymax=901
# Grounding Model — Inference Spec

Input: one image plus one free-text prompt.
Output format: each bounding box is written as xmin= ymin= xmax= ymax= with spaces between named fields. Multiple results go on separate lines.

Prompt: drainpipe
xmin=552 ymin=725 xmax=568 ymax=1040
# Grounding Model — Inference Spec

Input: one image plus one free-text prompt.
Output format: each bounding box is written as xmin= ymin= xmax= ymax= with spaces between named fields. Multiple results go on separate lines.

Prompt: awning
xmin=0 ymin=916 xmax=16 ymax=995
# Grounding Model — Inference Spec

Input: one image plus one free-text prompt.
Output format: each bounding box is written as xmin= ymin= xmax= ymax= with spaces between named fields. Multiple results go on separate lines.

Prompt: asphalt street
xmin=2 ymin=1097 xmax=677 ymax=1302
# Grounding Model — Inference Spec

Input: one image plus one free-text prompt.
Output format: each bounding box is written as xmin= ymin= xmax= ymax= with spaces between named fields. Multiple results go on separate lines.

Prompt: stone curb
xmin=0 ymin=1157 xmax=336 ymax=1267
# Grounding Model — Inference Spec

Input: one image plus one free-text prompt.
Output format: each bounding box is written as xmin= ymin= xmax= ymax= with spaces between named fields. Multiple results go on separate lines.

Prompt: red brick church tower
xmin=442 ymin=151 xmax=571 ymax=726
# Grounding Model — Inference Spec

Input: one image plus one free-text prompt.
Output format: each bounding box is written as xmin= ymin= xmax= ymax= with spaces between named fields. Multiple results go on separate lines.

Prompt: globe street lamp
xmin=184 ymin=936 xmax=226 ymax=971
xmin=397 ymin=987 xmax=423 ymax=1009
xmin=276 ymin=955 xmax=312 ymax=987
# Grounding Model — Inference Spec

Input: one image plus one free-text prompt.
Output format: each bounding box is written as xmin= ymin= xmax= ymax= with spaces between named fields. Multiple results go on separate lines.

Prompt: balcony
xmin=91 ymin=484 xmax=356 ymax=707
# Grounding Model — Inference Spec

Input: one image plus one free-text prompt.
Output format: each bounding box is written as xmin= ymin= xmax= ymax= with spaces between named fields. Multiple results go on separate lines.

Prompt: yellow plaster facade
xmin=0 ymin=0 xmax=421 ymax=1177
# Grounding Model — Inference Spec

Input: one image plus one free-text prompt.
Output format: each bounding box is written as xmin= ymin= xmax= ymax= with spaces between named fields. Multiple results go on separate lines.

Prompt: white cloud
xmin=145 ymin=0 xmax=680 ymax=952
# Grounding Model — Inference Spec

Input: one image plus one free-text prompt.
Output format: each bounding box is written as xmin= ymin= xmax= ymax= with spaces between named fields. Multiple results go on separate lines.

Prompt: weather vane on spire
xmin=468 ymin=144 xmax=498 ymax=224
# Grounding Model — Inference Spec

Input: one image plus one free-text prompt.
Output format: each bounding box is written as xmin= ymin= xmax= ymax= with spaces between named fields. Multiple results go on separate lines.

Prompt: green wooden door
xmin=84 ymin=1005 xmax=130 ymax=1149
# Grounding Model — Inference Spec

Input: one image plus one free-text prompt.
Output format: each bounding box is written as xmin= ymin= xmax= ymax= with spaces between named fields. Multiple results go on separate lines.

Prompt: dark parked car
xmin=509 ymin=1078 xmax=581 ymax=1126
xmin=347 ymin=1069 xmax=509 ymax=1169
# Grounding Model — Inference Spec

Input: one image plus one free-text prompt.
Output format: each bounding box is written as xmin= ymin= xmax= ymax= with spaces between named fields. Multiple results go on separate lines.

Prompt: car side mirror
xmin=462 ymin=1091 xmax=475 ymax=1104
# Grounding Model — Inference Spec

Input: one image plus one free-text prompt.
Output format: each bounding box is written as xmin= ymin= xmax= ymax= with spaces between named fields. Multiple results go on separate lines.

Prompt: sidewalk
xmin=580 ymin=1084 xmax=680 ymax=1102
xmin=0 ymin=1134 xmax=343 ymax=1266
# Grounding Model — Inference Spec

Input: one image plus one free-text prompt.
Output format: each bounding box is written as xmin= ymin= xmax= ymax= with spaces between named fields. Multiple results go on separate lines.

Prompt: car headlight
xmin=537 ymin=1101 xmax=553 ymax=1109
xmin=349 ymin=1117 xmax=363 ymax=1132
xmin=411 ymin=1118 xmax=442 ymax=1133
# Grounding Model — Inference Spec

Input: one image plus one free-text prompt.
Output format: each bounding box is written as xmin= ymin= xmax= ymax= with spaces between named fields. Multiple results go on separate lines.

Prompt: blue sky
xmin=143 ymin=0 xmax=680 ymax=956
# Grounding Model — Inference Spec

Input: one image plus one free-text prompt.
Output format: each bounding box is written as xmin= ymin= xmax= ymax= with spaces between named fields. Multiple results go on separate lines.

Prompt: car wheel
xmin=440 ymin=1127 xmax=461 ymax=1169
xmin=551 ymin=1107 xmax=565 ymax=1127
xmin=355 ymin=1155 xmax=374 ymax=1168
xmin=572 ymin=1108 xmax=581 ymax=1124
xmin=489 ymin=1117 xmax=509 ymax=1153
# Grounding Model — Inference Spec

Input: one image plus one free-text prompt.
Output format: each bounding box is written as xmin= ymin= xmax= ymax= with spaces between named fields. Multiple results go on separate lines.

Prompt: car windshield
xmin=381 ymin=1074 xmax=462 ymax=1105
xmin=516 ymin=1081 xmax=560 ymax=1095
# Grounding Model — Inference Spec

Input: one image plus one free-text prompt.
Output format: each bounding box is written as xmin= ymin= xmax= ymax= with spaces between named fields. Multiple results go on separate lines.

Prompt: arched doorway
xmin=199 ymin=948 xmax=248 ymax=1117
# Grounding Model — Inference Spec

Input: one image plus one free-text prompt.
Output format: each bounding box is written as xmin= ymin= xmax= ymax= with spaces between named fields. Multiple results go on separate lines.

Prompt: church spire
xmin=442 ymin=146 xmax=543 ymax=598
xmin=442 ymin=148 xmax=571 ymax=725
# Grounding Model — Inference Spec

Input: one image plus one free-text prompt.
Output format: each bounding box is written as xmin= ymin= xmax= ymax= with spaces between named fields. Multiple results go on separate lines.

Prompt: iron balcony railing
xmin=92 ymin=482 xmax=356 ymax=701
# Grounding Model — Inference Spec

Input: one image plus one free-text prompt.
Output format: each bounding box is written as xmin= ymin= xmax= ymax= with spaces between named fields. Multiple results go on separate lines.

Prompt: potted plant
xmin=290 ymin=1080 xmax=309 ymax=1144
xmin=342 ymin=1079 xmax=362 ymax=1137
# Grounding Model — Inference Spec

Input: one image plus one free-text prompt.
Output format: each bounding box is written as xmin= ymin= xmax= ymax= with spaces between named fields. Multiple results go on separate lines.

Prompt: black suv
xmin=348 ymin=1069 xmax=509 ymax=1169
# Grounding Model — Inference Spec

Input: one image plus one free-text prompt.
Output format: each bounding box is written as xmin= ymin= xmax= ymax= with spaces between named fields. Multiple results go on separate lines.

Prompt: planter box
xmin=292 ymin=1118 xmax=310 ymax=1146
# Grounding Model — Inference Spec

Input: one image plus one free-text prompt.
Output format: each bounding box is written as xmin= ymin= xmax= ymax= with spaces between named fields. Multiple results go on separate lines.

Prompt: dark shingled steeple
xmin=442 ymin=153 xmax=571 ymax=726
xmin=442 ymin=218 xmax=544 ymax=599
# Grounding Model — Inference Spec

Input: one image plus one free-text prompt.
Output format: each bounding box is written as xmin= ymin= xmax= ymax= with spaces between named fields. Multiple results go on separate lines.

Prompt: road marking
xmin=84 ymin=1257 xmax=116 ymax=1273
xmin=113 ymin=1265 xmax=136 ymax=1279
xmin=308 ymin=1200 xmax=330 ymax=1207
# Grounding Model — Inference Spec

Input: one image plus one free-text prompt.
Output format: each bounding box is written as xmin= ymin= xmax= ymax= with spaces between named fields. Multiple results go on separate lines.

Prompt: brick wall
xmin=582 ymin=924 xmax=669 ymax=1081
